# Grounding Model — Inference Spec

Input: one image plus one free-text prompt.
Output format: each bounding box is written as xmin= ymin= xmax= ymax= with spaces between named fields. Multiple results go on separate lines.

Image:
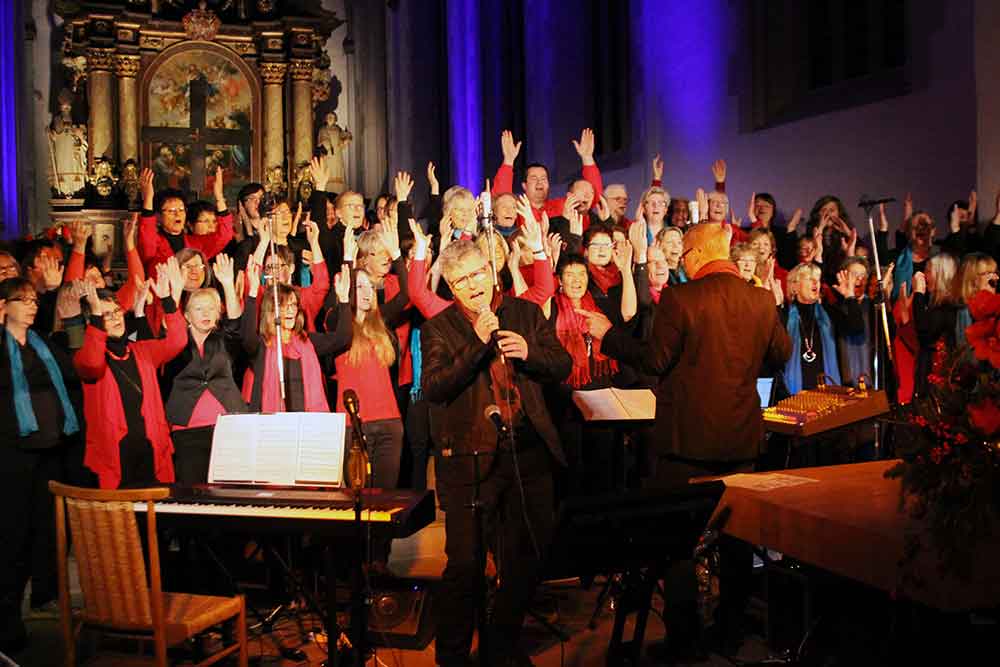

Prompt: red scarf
xmin=692 ymin=259 xmax=742 ymax=280
xmin=254 ymin=335 xmax=329 ymax=413
xmin=588 ymin=262 xmax=622 ymax=295
xmin=555 ymin=292 xmax=618 ymax=388
xmin=649 ymin=282 xmax=666 ymax=304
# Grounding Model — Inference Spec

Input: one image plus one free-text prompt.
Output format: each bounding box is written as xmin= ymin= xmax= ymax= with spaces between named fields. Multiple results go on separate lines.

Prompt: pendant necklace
xmin=802 ymin=317 xmax=817 ymax=363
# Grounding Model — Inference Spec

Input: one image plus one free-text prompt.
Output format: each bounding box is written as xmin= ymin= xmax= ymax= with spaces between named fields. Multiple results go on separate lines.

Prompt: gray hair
xmin=439 ymin=240 xmax=484 ymax=281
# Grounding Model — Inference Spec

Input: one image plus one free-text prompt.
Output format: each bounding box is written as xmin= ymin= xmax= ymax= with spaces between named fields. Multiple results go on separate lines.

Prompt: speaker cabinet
xmin=368 ymin=579 xmax=435 ymax=650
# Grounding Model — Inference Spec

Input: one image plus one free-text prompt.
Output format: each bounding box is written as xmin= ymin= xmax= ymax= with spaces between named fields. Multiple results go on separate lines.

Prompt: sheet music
xmin=209 ymin=413 xmax=347 ymax=487
xmin=722 ymin=473 xmax=819 ymax=491
xmin=572 ymin=388 xmax=656 ymax=421
xmin=296 ymin=413 xmax=347 ymax=484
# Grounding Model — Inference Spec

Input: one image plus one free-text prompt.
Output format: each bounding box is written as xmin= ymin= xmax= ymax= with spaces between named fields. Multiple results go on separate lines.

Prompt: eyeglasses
xmin=450 ymin=265 xmax=490 ymax=291
xmin=589 ymin=241 xmax=613 ymax=250
xmin=161 ymin=207 xmax=185 ymax=215
xmin=103 ymin=306 xmax=125 ymax=318
xmin=184 ymin=263 xmax=206 ymax=272
xmin=6 ymin=296 xmax=38 ymax=305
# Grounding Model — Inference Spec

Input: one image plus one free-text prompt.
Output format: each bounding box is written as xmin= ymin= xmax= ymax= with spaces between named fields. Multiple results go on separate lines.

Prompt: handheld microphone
xmin=480 ymin=189 xmax=493 ymax=224
xmin=484 ymin=404 xmax=508 ymax=434
xmin=858 ymin=195 xmax=896 ymax=208
xmin=343 ymin=388 xmax=360 ymax=419
xmin=990 ymin=278 xmax=998 ymax=289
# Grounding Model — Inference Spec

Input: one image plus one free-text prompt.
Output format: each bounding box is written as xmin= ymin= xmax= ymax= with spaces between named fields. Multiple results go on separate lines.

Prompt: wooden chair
xmin=49 ymin=481 xmax=248 ymax=667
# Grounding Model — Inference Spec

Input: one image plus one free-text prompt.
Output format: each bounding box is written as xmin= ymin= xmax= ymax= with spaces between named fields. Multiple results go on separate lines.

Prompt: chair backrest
xmin=49 ymin=481 xmax=171 ymax=631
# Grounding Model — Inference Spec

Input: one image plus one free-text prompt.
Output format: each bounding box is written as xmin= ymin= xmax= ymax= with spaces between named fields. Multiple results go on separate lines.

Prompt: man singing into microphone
xmin=421 ymin=240 xmax=571 ymax=667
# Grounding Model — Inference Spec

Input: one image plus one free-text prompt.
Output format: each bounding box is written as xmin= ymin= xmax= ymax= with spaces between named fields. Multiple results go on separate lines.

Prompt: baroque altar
xmin=46 ymin=0 xmax=346 ymax=251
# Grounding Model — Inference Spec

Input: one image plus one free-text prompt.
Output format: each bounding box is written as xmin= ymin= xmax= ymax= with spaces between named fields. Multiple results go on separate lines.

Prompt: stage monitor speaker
xmin=367 ymin=579 xmax=436 ymax=650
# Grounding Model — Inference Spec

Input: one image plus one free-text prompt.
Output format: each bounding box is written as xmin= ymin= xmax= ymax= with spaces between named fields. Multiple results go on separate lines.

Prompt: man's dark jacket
xmin=603 ymin=272 xmax=792 ymax=464
xmin=421 ymin=296 xmax=572 ymax=487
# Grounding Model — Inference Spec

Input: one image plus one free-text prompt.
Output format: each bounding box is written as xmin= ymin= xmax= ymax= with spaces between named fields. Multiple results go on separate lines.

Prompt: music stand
xmin=542 ymin=480 xmax=726 ymax=667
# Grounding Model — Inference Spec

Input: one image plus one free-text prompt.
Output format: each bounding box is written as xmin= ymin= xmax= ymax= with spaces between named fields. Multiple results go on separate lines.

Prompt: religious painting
xmin=141 ymin=43 xmax=260 ymax=207
xmin=147 ymin=50 xmax=252 ymax=130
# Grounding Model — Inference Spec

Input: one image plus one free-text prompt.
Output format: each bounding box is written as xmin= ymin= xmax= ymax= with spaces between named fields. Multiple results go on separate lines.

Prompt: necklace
xmin=802 ymin=314 xmax=817 ymax=363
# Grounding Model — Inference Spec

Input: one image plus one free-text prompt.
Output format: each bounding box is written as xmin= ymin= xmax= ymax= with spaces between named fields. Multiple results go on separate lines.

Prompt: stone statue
xmin=121 ymin=159 xmax=141 ymax=210
xmin=47 ymin=89 xmax=88 ymax=198
xmin=316 ymin=111 xmax=351 ymax=189
xmin=264 ymin=165 xmax=288 ymax=200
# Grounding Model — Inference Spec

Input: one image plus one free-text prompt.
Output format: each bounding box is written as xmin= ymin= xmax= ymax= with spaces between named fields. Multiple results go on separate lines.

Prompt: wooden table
xmin=710 ymin=460 xmax=1000 ymax=612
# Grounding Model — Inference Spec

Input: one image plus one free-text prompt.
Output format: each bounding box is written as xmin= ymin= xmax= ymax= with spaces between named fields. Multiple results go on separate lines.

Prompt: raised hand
xmin=506 ymin=240 xmax=521 ymax=272
xmin=163 ymin=256 xmax=186 ymax=302
xmin=572 ymin=128 xmax=596 ymax=165
xmin=540 ymin=210 xmax=550 ymax=239
xmin=546 ymin=232 xmax=562 ymax=269
xmin=968 ymin=189 xmax=978 ymax=223
xmin=769 ymin=276 xmax=784 ymax=307
xmin=878 ymin=203 xmax=889 ymax=232
xmin=55 ymin=282 xmax=82 ymax=320
xmin=748 ymin=192 xmax=758 ymax=224
xmin=695 ymin=188 xmax=708 ymax=222
xmin=596 ymin=195 xmax=611 ymax=222
xmin=235 ymin=269 xmax=246 ymax=302
xmin=903 ymin=192 xmax=913 ymax=222
xmin=150 ymin=264 xmax=171 ymax=300
xmin=80 ymin=280 xmax=101 ymax=316
xmin=213 ymin=165 xmax=226 ymax=206
xmin=123 ymin=212 xmax=139 ymax=251
xmin=612 ymin=237 xmax=634 ymax=271
xmin=787 ymin=208 xmax=803 ymax=233
xmin=629 ymin=220 xmax=648 ymax=264
xmin=246 ymin=261 xmax=261 ymax=298
xmin=501 ymin=130 xmax=522 ymax=166
xmin=409 ymin=218 xmax=431 ymax=254
xmin=652 ymin=153 xmax=664 ymax=182
xmin=291 ymin=202 xmax=303 ymax=237
xmin=213 ymin=253 xmax=236 ymax=288
xmin=133 ymin=276 xmax=152 ymax=316
xmin=730 ymin=208 xmax=743 ymax=229
xmin=379 ymin=212 xmax=400 ymax=258
xmin=140 ymin=167 xmax=155 ymax=209
xmin=834 ymin=269 xmax=855 ymax=299
xmin=303 ymin=218 xmax=321 ymax=250
xmin=70 ymin=220 xmax=91 ymax=251
xmin=39 ymin=253 xmax=64 ymax=291
xmin=711 ymin=159 xmax=727 ymax=184
xmin=310 ymin=155 xmax=328 ymax=192
xmin=562 ymin=192 xmax=580 ymax=221
xmin=518 ymin=197 xmax=544 ymax=251
xmin=334 ymin=264 xmax=351 ymax=303
xmin=394 ymin=170 xmax=414 ymax=202
xmin=426 ymin=161 xmax=439 ymax=195
xmin=912 ymin=271 xmax=927 ymax=294
xmin=881 ymin=262 xmax=895 ymax=297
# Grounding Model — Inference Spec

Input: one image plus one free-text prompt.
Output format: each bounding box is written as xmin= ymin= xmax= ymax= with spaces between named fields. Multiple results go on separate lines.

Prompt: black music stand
xmin=542 ymin=480 xmax=726 ymax=667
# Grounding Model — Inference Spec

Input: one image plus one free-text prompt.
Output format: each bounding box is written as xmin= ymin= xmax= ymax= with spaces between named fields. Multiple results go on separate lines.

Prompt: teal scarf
xmin=955 ymin=306 xmax=972 ymax=346
xmin=891 ymin=245 xmax=913 ymax=302
xmin=783 ymin=303 xmax=841 ymax=395
xmin=409 ymin=326 xmax=423 ymax=402
xmin=5 ymin=328 xmax=80 ymax=437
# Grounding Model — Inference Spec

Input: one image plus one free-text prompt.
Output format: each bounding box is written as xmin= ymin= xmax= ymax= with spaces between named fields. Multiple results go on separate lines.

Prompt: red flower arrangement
xmin=886 ymin=291 xmax=1000 ymax=573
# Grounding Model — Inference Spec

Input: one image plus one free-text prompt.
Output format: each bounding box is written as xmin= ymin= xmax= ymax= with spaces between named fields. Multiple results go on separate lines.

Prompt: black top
xmin=0 ymin=328 xmax=78 ymax=450
xmin=241 ymin=296 xmax=353 ymax=411
xmin=163 ymin=320 xmax=248 ymax=426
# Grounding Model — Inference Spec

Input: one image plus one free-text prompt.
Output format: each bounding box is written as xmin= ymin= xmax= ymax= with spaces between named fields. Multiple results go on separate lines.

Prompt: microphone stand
xmin=266 ymin=214 xmax=286 ymax=405
xmin=863 ymin=203 xmax=894 ymax=459
xmin=344 ymin=402 xmax=372 ymax=667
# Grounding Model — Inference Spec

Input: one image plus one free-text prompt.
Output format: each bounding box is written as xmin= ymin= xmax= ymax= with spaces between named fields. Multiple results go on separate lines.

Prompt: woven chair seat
xmin=162 ymin=593 xmax=244 ymax=645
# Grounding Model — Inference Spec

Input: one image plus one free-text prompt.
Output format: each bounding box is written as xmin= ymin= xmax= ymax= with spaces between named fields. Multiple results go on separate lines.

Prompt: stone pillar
xmin=260 ymin=61 xmax=288 ymax=180
xmin=289 ymin=59 xmax=314 ymax=169
xmin=114 ymin=54 xmax=141 ymax=165
xmin=86 ymin=47 xmax=116 ymax=166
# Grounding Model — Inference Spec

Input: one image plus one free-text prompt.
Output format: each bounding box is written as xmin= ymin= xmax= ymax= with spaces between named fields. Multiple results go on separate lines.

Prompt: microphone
xmin=480 ymin=189 xmax=492 ymax=223
xmin=484 ymin=404 xmax=508 ymax=434
xmin=858 ymin=195 xmax=896 ymax=208
xmin=343 ymin=388 xmax=360 ymax=419
xmin=990 ymin=278 xmax=998 ymax=289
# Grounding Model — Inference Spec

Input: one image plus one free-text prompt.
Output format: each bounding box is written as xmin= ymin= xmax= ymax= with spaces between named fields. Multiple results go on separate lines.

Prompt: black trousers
xmin=172 ymin=425 xmax=215 ymax=486
xmin=434 ymin=441 xmax=555 ymax=666
xmin=0 ymin=446 xmax=61 ymax=642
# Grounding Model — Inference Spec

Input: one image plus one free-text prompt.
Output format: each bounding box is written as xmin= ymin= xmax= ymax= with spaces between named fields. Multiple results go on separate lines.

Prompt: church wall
xmin=595 ymin=0 xmax=978 ymax=237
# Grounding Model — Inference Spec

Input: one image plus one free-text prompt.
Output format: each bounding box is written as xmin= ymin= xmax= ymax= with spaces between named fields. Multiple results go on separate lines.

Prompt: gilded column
xmin=86 ymin=47 xmax=116 ymax=166
xmin=114 ymin=54 xmax=141 ymax=165
xmin=289 ymin=59 xmax=315 ymax=169
xmin=260 ymin=62 xmax=288 ymax=183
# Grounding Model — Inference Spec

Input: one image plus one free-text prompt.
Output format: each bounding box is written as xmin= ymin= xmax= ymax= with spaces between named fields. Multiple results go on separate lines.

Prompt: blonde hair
xmin=348 ymin=269 xmax=396 ymax=368
xmin=259 ymin=283 xmax=306 ymax=345
xmin=356 ymin=230 xmax=386 ymax=260
xmin=960 ymin=252 xmax=997 ymax=304
xmin=476 ymin=232 xmax=508 ymax=268
xmin=927 ymin=253 xmax=959 ymax=307
xmin=640 ymin=186 xmax=671 ymax=212
xmin=730 ymin=242 xmax=755 ymax=262
xmin=787 ymin=262 xmax=821 ymax=300
xmin=185 ymin=288 xmax=222 ymax=325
